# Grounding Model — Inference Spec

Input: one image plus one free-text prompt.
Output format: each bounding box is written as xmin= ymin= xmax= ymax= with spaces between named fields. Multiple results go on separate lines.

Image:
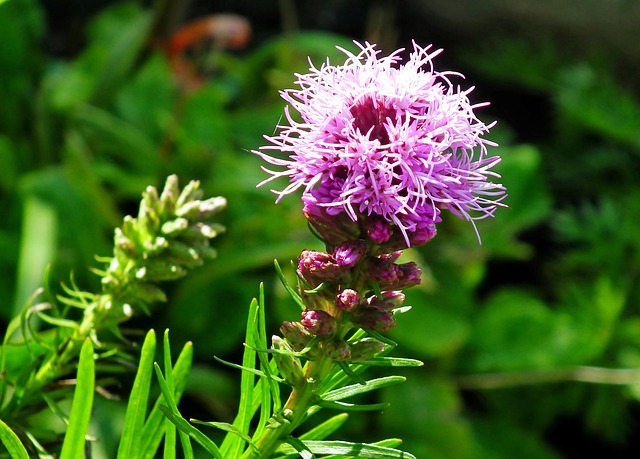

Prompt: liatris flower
xmin=255 ymin=41 xmax=506 ymax=247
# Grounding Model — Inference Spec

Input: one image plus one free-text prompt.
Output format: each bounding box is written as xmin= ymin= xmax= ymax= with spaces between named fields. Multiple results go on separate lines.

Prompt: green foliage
xmin=2 ymin=1 xmax=640 ymax=458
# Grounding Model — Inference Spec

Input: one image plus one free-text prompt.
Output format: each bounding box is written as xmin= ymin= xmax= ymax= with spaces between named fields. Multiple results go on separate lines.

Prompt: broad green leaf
xmin=0 ymin=419 xmax=30 ymax=459
xmin=117 ymin=329 xmax=156 ymax=459
xmin=60 ymin=339 xmax=95 ymax=459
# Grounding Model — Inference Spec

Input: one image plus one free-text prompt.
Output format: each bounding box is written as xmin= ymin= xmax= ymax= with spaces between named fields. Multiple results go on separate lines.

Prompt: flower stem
xmin=242 ymin=354 xmax=334 ymax=458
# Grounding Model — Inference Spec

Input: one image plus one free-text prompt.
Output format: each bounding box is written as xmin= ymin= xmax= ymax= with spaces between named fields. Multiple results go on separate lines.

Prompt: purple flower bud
xmin=367 ymin=258 xmax=401 ymax=288
xmin=333 ymin=240 xmax=367 ymax=268
xmin=302 ymin=196 xmax=360 ymax=246
xmin=409 ymin=221 xmax=437 ymax=246
xmin=366 ymin=217 xmax=393 ymax=244
xmin=367 ymin=291 xmax=405 ymax=310
xmin=301 ymin=309 xmax=337 ymax=337
xmin=396 ymin=262 xmax=422 ymax=288
xmin=336 ymin=288 xmax=360 ymax=311
xmin=351 ymin=307 xmax=396 ymax=332
xmin=378 ymin=251 xmax=402 ymax=263
xmin=298 ymin=250 xmax=342 ymax=285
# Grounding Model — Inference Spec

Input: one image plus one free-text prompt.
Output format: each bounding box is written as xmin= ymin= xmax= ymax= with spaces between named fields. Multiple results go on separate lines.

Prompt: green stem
xmin=241 ymin=354 xmax=334 ymax=458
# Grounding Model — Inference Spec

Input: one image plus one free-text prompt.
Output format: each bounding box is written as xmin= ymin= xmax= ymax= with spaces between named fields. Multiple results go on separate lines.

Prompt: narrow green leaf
xmin=275 ymin=440 xmax=416 ymax=458
xmin=117 ymin=329 xmax=156 ymax=459
xmin=255 ymin=283 xmax=280 ymax=431
xmin=35 ymin=312 xmax=79 ymax=330
xmin=274 ymin=259 xmax=305 ymax=309
xmin=323 ymin=439 xmax=405 ymax=459
xmin=191 ymin=419 xmax=257 ymax=452
xmin=318 ymin=400 xmax=389 ymax=411
xmin=299 ymin=414 xmax=349 ymax=441
xmin=158 ymin=406 xmax=222 ymax=458
xmin=220 ymin=298 xmax=259 ymax=457
xmin=337 ymin=361 xmax=368 ymax=385
xmin=162 ymin=330 xmax=177 ymax=459
xmin=140 ymin=342 xmax=193 ymax=459
xmin=154 ymin=364 xmax=195 ymax=459
xmin=323 ymin=376 xmax=406 ymax=401
xmin=60 ymin=339 xmax=95 ymax=459
xmin=213 ymin=356 xmax=285 ymax=382
xmin=356 ymin=357 xmax=423 ymax=367
xmin=0 ymin=419 xmax=30 ymax=459
xmin=285 ymin=436 xmax=316 ymax=459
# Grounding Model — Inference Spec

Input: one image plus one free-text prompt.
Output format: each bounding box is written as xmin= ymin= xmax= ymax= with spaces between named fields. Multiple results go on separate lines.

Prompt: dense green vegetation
xmin=2 ymin=0 xmax=640 ymax=457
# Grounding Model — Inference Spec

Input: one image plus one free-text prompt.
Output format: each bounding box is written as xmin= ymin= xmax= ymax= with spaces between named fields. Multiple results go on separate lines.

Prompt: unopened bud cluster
xmin=100 ymin=175 xmax=226 ymax=320
xmin=272 ymin=231 xmax=424 ymax=386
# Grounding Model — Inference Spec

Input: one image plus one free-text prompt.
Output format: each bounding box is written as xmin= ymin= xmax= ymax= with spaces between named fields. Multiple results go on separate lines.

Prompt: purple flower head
xmin=255 ymin=41 xmax=506 ymax=246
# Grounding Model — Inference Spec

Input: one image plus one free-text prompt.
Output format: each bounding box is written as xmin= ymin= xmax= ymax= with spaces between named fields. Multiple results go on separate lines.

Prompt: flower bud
xmin=351 ymin=307 xmax=396 ymax=332
xmin=333 ymin=240 xmax=367 ymax=268
xmin=348 ymin=337 xmax=386 ymax=361
xmin=323 ymin=338 xmax=351 ymax=361
xmin=336 ymin=289 xmax=359 ymax=311
xmin=272 ymin=335 xmax=305 ymax=387
xmin=377 ymin=251 xmax=402 ymax=263
xmin=298 ymin=250 xmax=342 ymax=285
xmin=301 ymin=309 xmax=337 ymax=337
xmin=280 ymin=321 xmax=313 ymax=352
xmin=409 ymin=221 xmax=437 ymax=246
xmin=367 ymin=291 xmax=405 ymax=310
xmin=367 ymin=258 xmax=401 ymax=288
xmin=396 ymin=262 xmax=422 ymax=288
xmin=366 ymin=216 xmax=392 ymax=244
xmin=302 ymin=198 xmax=360 ymax=246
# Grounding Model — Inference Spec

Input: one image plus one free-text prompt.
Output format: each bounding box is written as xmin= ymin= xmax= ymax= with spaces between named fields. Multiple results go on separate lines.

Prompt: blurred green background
xmin=2 ymin=0 xmax=640 ymax=457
